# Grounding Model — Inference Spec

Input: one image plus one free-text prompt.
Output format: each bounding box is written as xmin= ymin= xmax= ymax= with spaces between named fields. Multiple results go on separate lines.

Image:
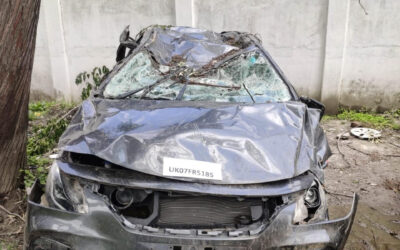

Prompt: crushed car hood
xmin=58 ymin=99 xmax=330 ymax=184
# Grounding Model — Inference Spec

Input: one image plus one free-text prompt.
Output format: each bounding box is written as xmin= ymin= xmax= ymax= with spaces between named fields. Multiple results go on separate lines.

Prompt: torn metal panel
xmin=25 ymin=180 xmax=358 ymax=250
xmin=56 ymin=160 xmax=315 ymax=197
xmin=58 ymin=99 xmax=330 ymax=184
xmin=145 ymin=26 xmax=239 ymax=69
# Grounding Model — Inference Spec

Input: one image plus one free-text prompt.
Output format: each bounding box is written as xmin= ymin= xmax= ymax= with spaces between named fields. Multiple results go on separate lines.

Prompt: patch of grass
xmin=327 ymin=109 xmax=400 ymax=130
xmin=337 ymin=110 xmax=391 ymax=128
xmin=24 ymin=101 xmax=74 ymax=188
xmin=29 ymin=101 xmax=55 ymax=112
xmin=28 ymin=101 xmax=57 ymax=121
xmin=27 ymin=118 xmax=69 ymax=156
xmin=392 ymin=124 xmax=400 ymax=130
xmin=22 ymin=164 xmax=49 ymax=188
xmin=391 ymin=109 xmax=400 ymax=117
xmin=28 ymin=101 xmax=75 ymax=121
xmin=75 ymin=66 xmax=109 ymax=100
xmin=321 ymin=115 xmax=336 ymax=121
xmin=0 ymin=241 xmax=18 ymax=250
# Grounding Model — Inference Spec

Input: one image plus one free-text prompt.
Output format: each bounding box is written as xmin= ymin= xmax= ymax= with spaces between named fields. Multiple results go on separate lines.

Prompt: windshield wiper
xmin=187 ymin=80 xmax=241 ymax=89
xmin=176 ymin=81 xmax=187 ymax=101
xmin=243 ymin=83 xmax=255 ymax=103
xmin=138 ymin=69 xmax=188 ymax=99
xmin=190 ymin=46 xmax=256 ymax=78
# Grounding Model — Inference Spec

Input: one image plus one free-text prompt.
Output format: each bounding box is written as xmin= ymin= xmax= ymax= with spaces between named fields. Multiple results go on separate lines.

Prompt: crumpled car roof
xmin=135 ymin=26 xmax=260 ymax=69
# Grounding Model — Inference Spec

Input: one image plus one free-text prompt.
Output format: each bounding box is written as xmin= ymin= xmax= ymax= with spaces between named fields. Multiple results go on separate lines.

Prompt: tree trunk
xmin=0 ymin=0 xmax=41 ymax=195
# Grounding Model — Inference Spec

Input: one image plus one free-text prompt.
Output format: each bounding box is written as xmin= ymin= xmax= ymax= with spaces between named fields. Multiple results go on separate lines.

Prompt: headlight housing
xmin=45 ymin=162 xmax=88 ymax=213
xmin=293 ymin=180 xmax=326 ymax=224
xmin=304 ymin=184 xmax=321 ymax=209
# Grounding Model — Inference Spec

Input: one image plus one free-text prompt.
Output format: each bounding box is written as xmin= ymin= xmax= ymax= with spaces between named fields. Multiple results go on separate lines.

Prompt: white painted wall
xmin=340 ymin=0 xmax=400 ymax=111
xmin=193 ymin=0 xmax=328 ymax=100
xmin=30 ymin=0 xmax=400 ymax=112
xmin=32 ymin=0 xmax=176 ymax=101
xmin=31 ymin=3 xmax=54 ymax=100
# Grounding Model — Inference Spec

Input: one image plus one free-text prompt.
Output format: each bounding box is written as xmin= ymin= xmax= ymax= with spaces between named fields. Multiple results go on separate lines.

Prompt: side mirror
xmin=116 ymin=25 xmax=138 ymax=62
xmin=299 ymin=96 xmax=325 ymax=120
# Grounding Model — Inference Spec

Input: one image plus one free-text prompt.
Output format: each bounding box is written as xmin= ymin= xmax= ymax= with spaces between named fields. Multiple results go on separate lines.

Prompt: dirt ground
xmin=0 ymin=119 xmax=399 ymax=249
xmin=0 ymin=189 xmax=25 ymax=249
xmin=322 ymin=120 xmax=400 ymax=249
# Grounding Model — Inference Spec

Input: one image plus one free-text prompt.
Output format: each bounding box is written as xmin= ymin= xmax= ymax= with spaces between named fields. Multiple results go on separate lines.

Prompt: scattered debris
xmin=336 ymin=132 xmax=350 ymax=140
xmin=350 ymin=122 xmax=363 ymax=128
xmin=383 ymin=179 xmax=400 ymax=193
xmin=0 ymin=205 xmax=24 ymax=222
xmin=0 ymin=227 xmax=23 ymax=236
xmin=49 ymin=154 xmax=59 ymax=159
xmin=350 ymin=127 xmax=381 ymax=140
xmin=325 ymin=189 xmax=354 ymax=199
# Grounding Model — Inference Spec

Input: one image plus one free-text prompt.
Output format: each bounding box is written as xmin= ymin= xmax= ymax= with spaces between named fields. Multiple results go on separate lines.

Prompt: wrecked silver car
xmin=25 ymin=26 xmax=357 ymax=250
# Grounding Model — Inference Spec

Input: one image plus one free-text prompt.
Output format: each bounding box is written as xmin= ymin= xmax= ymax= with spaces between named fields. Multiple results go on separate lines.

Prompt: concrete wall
xmin=31 ymin=0 xmax=176 ymax=102
xmin=31 ymin=3 xmax=54 ymax=100
xmin=30 ymin=0 xmax=400 ymax=112
xmin=193 ymin=0 xmax=329 ymax=100
xmin=340 ymin=0 xmax=400 ymax=112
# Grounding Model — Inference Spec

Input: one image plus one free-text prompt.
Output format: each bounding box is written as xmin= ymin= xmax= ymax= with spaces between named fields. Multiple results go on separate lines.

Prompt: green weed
xmin=28 ymin=101 xmax=55 ymax=120
xmin=0 ymin=241 xmax=18 ymax=250
xmin=337 ymin=110 xmax=391 ymax=128
xmin=321 ymin=115 xmax=336 ymax=122
xmin=325 ymin=108 xmax=400 ymax=130
xmin=75 ymin=66 xmax=109 ymax=100
xmin=24 ymin=102 xmax=72 ymax=187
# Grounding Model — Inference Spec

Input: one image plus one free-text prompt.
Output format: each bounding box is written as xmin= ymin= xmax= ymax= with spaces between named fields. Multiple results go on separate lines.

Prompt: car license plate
xmin=163 ymin=157 xmax=222 ymax=180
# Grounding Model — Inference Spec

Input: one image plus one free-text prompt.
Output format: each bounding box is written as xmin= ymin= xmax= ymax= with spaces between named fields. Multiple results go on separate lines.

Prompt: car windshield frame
xmin=97 ymin=40 xmax=299 ymax=103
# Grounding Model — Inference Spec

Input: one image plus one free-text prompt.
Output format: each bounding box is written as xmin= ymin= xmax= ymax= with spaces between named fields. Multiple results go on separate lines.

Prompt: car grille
xmin=155 ymin=195 xmax=263 ymax=228
xmin=98 ymin=185 xmax=279 ymax=229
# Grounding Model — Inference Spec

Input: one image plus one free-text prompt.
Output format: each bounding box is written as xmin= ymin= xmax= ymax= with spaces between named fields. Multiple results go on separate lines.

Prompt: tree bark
xmin=0 ymin=0 xmax=41 ymax=195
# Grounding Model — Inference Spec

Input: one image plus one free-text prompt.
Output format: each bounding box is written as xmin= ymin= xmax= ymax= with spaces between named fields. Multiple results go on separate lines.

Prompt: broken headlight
xmin=293 ymin=180 xmax=326 ymax=224
xmin=45 ymin=162 xmax=88 ymax=213
xmin=304 ymin=184 xmax=321 ymax=209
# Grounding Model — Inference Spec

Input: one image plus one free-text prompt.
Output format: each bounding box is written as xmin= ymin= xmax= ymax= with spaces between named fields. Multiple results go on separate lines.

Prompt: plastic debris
xmin=350 ymin=128 xmax=381 ymax=140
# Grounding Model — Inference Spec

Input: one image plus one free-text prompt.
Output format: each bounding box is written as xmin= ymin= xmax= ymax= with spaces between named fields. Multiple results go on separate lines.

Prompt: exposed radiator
xmin=155 ymin=195 xmax=263 ymax=228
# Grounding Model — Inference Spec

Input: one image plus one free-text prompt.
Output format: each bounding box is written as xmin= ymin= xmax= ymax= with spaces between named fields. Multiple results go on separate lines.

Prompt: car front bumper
xmin=25 ymin=180 xmax=358 ymax=250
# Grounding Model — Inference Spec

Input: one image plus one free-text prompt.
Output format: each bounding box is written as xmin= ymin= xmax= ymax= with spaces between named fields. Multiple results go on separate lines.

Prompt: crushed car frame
xmin=25 ymin=25 xmax=357 ymax=250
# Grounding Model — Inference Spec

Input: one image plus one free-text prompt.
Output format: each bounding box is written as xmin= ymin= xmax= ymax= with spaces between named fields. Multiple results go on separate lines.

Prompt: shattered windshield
xmin=103 ymin=50 xmax=292 ymax=102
